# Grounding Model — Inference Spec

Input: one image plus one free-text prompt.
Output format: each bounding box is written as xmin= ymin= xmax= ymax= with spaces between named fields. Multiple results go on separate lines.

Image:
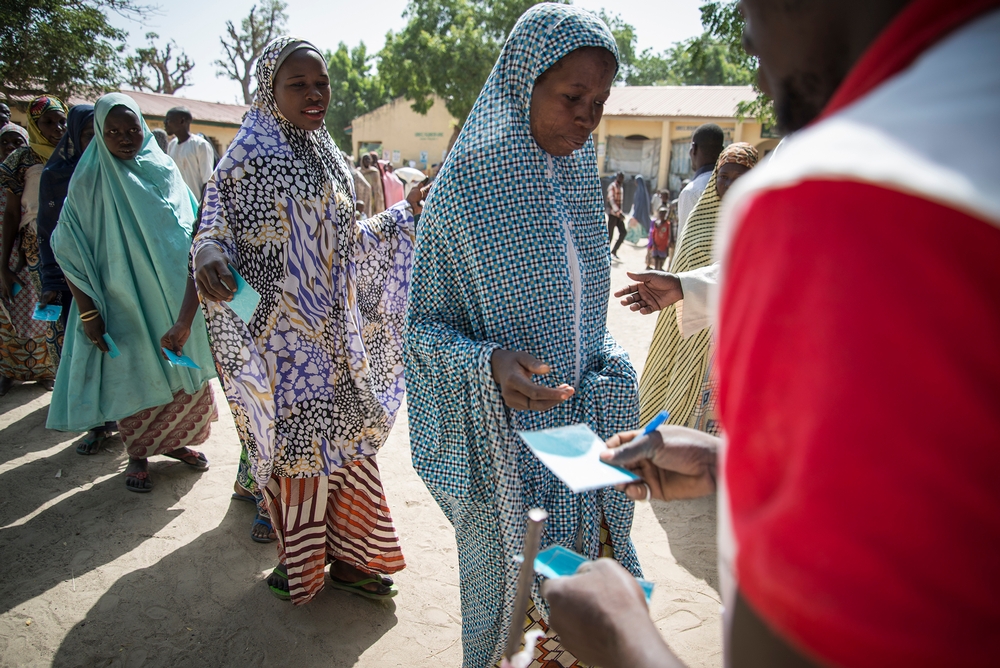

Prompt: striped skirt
xmin=119 ymin=384 xmax=218 ymax=459
xmin=262 ymin=456 xmax=406 ymax=605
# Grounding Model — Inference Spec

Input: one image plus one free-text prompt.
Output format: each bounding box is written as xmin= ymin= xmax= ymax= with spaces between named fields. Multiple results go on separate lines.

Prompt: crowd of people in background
xmin=1 ymin=1 xmax=998 ymax=667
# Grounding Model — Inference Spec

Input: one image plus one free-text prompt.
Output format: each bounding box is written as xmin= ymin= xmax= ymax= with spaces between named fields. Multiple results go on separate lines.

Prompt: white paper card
xmin=517 ymin=423 xmax=640 ymax=493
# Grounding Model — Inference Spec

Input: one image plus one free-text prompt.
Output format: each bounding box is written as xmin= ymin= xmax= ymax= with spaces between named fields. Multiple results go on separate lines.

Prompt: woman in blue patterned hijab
xmin=405 ymin=4 xmax=642 ymax=666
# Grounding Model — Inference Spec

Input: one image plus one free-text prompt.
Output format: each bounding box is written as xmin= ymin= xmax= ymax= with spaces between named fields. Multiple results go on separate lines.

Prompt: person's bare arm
xmin=160 ymin=277 xmax=200 ymax=356
xmin=65 ymin=277 xmax=108 ymax=353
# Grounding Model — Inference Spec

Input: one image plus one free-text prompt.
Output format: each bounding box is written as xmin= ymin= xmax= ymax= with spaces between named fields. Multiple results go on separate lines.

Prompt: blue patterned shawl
xmin=404 ymin=4 xmax=641 ymax=664
xmin=192 ymin=37 xmax=414 ymax=488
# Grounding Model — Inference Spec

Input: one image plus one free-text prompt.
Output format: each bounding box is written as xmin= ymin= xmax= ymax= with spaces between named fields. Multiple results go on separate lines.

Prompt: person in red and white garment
xmin=541 ymin=0 xmax=1000 ymax=667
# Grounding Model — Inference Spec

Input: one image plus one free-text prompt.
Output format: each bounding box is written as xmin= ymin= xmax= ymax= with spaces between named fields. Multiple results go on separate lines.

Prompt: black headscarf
xmin=37 ymin=103 xmax=95 ymax=293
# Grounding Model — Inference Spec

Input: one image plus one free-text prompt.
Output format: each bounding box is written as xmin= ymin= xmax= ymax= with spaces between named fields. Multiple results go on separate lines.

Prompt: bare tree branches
xmin=214 ymin=0 xmax=288 ymax=104
xmin=125 ymin=32 xmax=195 ymax=95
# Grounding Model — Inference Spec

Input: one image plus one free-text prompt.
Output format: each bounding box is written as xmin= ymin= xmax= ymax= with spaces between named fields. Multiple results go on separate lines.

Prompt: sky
xmin=109 ymin=0 xmax=706 ymax=105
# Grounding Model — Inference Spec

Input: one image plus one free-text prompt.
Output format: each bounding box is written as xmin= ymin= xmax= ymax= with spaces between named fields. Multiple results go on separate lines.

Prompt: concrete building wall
xmin=351 ymin=96 xmax=457 ymax=170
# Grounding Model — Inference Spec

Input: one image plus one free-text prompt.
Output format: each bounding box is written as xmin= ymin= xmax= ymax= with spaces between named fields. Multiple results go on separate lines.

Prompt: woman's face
xmin=102 ymin=105 xmax=144 ymax=161
xmin=0 ymin=131 xmax=26 ymax=160
xmin=79 ymin=118 xmax=96 ymax=153
xmin=529 ymin=46 xmax=616 ymax=157
xmin=273 ymin=49 xmax=331 ymax=132
xmin=716 ymin=162 xmax=751 ymax=200
xmin=37 ymin=108 xmax=67 ymax=145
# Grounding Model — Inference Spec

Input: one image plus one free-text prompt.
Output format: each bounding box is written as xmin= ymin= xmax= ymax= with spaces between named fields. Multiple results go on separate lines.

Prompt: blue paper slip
xmin=517 ymin=423 xmax=640 ymax=493
xmin=162 ymin=347 xmax=201 ymax=369
xmin=102 ymin=333 xmax=121 ymax=359
xmin=32 ymin=303 xmax=62 ymax=321
xmin=227 ymin=265 xmax=260 ymax=323
xmin=534 ymin=545 xmax=655 ymax=602
xmin=10 ymin=283 xmax=21 ymax=297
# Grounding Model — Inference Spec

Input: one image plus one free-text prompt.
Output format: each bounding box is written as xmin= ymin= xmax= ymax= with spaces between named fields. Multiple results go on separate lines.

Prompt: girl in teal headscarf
xmin=48 ymin=93 xmax=219 ymax=493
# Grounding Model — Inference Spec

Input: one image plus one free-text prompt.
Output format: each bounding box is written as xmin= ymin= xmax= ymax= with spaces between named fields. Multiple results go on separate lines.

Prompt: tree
xmin=0 ymin=0 xmax=141 ymax=99
xmin=215 ymin=0 xmax=288 ymax=104
xmin=696 ymin=0 xmax=775 ymax=123
xmin=597 ymin=10 xmax=636 ymax=84
xmin=125 ymin=32 xmax=195 ymax=95
xmin=324 ymin=42 xmax=392 ymax=151
xmin=627 ymin=34 xmax=754 ymax=87
xmin=378 ymin=0 xmax=553 ymax=129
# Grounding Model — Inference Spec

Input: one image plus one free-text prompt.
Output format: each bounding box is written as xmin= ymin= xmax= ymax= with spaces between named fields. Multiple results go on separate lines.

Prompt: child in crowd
xmin=648 ymin=206 xmax=671 ymax=270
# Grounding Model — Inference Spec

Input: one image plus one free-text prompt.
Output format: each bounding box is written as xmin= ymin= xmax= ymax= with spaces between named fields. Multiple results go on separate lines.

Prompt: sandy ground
xmin=0 ymin=240 xmax=721 ymax=668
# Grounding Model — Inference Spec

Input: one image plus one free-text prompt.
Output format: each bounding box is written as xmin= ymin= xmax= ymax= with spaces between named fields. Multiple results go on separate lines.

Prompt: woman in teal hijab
xmin=48 ymin=93 xmax=219 ymax=493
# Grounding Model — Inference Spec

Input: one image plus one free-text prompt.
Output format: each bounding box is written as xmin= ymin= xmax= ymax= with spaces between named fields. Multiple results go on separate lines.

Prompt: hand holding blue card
xmin=534 ymin=545 xmax=655 ymax=602
xmin=227 ymin=265 xmax=260 ymax=323
xmin=162 ymin=347 xmax=201 ymax=369
xmin=517 ymin=423 xmax=640 ymax=493
xmin=102 ymin=333 xmax=121 ymax=359
xmin=32 ymin=303 xmax=62 ymax=321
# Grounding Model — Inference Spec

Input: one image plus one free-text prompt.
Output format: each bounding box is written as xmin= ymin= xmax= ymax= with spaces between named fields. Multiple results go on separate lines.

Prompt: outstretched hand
xmin=614 ymin=271 xmax=683 ymax=315
xmin=490 ymin=349 xmax=574 ymax=412
xmin=601 ymin=426 xmax=720 ymax=501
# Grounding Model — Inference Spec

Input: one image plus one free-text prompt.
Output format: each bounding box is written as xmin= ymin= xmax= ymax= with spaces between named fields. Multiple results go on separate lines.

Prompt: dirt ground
xmin=0 ymin=240 xmax=721 ymax=668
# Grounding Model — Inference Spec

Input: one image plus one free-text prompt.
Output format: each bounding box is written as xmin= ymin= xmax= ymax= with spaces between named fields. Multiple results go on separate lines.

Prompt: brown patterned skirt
xmin=119 ymin=384 xmax=218 ymax=459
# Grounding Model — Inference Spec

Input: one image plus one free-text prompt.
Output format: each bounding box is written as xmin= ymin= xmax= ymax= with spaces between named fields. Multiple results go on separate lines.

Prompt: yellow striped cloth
xmin=637 ymin=170 xmax=722 ymax=427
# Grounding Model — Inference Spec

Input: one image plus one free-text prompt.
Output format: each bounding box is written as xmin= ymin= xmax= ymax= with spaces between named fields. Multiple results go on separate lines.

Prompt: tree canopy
xmin=378 ymin=0 xmax=550 ymax=127
xmin=324 ymin=42 xmax=392 ymax=151
xmin=0 ymin=0 xmax=140 ymax=99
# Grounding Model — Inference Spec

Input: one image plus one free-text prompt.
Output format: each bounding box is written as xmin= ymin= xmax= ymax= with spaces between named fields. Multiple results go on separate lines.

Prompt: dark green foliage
xmin=0 ymin=0 xmax=140 ymax=99
xmin=324 ymin=42 xmax=392 ymax=151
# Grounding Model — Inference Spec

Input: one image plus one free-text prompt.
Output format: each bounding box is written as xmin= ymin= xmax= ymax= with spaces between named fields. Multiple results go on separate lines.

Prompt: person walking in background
xmin=164 ymin=106 xmax=215 ymax=201
xmin=151 ymin=128 xmax=170 ymax=154
xmin=343 ymin=151 xmax=372 ymax=217
xmin=193 ymin=37 xmax=421 ymax=605
xmin=47 ymin=93 xmax=218 ymax=491
xmin=381 ymin=160 xmax=405 ymax=207
xmin=0 ymin=104 xmax=11 ymax=128
xmin=405 ymin=6 xmax=641 ymax=666
xmin=632 ymin=143 xmax=758 ymax=431
xmin=676 ymin=124 xmax=723 ymax=235
xmin=606 ymin=170 xmax=625 ymax=259
xmin=360 ymin=152 xmax=386 ymax=214
xmin=647 ymin=206 xmax=671 ymax=271
xmin=0 ymin=96 xmax=67 ymax=395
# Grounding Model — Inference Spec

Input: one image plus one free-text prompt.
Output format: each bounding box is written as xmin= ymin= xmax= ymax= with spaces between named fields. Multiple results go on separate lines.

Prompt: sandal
xmin=164 ymin=447 xmax=209 ymax=470
xmin=267 ymin=564 xmax=291 ymax=601
xmin=328 ymin=572 xmax=398 ymax=600
xmin=231 ymin=491 xmax=257 ymax=505
xmin=251 ymin=514 xmax=276 ymax=543
xmin=76 ymin=429 xmax=109 ymax=455
xmin=124 ymin=470 xmax=153 ymax=493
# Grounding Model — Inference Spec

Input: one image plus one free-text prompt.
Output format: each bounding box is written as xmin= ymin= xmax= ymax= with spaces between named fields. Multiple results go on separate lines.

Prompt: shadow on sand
xmin=52 ymin=502 xmax=399 ymax=668
xmin=651 ymin=495 xmax=720 ymax=594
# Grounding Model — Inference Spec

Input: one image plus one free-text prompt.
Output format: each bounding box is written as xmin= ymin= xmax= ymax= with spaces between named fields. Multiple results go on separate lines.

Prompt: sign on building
xmin=392 ymin=150 xmax=401 ymax=164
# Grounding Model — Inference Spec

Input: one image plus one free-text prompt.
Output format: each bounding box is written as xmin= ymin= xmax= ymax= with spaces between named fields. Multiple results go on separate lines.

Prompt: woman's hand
xmin=406 ymin=183 xmax=430 ymax=216
xmin=193 ymin=246 xmax=236 ymax=302
xmin=160 ymin=322 xmax=191 ymax=357
xmin=490 ymin=349 xmax=574 ymax=411
xmin=601 ymin=426 xmax=720 ymax=502
xmin=0 ymin=267 xmax=21 ymax=301
xmin=39 ymin=291 xmax=60 ymax=308
xmin=82 ymin=314 xmax=109 ymax=353
xmin=614 ymin=271 xmax=683 ymax=315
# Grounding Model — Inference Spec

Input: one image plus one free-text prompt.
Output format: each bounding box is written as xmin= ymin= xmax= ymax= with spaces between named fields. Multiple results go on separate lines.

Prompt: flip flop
xmin=251 ymin=514 xmax=276 ymax=543
xmin=125 ymin=470 xmax=153 ymax=493
xmin=267 ymin=564 xmax=291 ymax=601
xmin=76 ymin=430 xmax=109 ymax=455
xmin=164 ymin=448 xmax=209 ymax=470
xmin=328 ymin=574 xmax=399 ymax=600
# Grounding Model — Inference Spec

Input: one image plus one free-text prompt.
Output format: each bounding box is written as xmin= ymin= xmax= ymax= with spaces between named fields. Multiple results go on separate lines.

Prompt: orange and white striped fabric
xmin=262 ymin=456 xmax=405 ymax=605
